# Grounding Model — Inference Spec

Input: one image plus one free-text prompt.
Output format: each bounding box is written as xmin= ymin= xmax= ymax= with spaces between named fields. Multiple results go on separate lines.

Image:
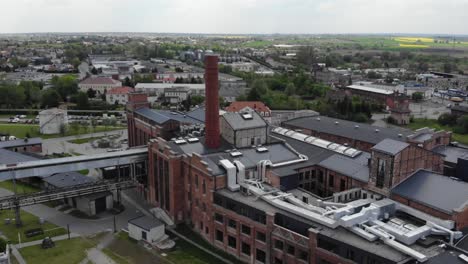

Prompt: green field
xmin=0 ymin=210 xmax=67 ymax=244
xmin=20 ymin=238 xmax=94 ymax=264
xmin=406 ymin=118 xmax=468 ymax=145
xmin=0 ymin=180 xmax=40 ymax=195
xmin=0 ymin=124 xmax=124 ymax=139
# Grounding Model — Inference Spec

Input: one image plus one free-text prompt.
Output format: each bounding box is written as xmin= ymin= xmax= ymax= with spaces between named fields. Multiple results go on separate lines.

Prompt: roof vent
xmin=316 ymin=117 xmax=321 ymax=121
xmin=187 ymin=138 xmax=199 ymax=143
xmin=256 ymin=147 xmax=268 ymax=153
xmin=241 ymin=113 xmax=253 ymax=120
xmin=335 ymin=121 xmax=339 ymax=125
xmin=230 ymin=151 xmax=243 ymax=157
xmin=375 ymin=129 xmax=380 ymax=133
xmin=175 ymin=139 xmax=187 ymax=145
xmin=355 ymin=125 xmax=359 ymax=129
xmin=398 ymin=134 xmax=403 ymax=137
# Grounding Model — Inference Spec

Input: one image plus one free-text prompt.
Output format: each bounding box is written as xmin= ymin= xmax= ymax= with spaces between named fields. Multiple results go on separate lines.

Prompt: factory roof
xmin=135 ymin=83 xmax=205 ymax=90
xmin=318 ymin=152 xmax=370 ymax=182
xmin=128 ymin=215 xmax=164 ymax=231
xmin=222 ymin=111 xmax=267 ymax=131
xmin=42 ymin=172 xmax=94 ymax=188
xmin=346 ymin=84 xmax=395 ymax=95
xmin=391 ymin=170 xmax=468 ymax=214
xmin=284 ymin=115 xmax=412 ymax=144
xmin=0 ymin=138 xmax=42 ymax=149
xmin=0 ymin=149 xmax=40 ymax=165
xmin=135 ymin=108 xmax=204 ymax=125
xmin=432 ymin=145 xmax=468 ymax=164
xmin=79 ymin=77 xmax=121 ymax=85
xmin=372 ymin=139 xmax=409 ymax=155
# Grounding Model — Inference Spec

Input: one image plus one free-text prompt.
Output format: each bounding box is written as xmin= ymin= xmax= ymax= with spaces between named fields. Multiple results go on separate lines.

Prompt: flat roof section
xmin=391 ymin=170 xmax=468 ymax=215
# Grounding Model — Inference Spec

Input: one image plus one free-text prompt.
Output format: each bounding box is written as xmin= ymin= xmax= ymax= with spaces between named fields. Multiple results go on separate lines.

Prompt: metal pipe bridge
xmin=0 ymin=147 xmax=148 ymax=181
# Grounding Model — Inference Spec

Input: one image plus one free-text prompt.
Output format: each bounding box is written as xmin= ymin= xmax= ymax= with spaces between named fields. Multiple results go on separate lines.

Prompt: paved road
xmin=42 ymin=129 xmax=127 ymax=155
xmin=0 ymin=188 xmax=141 ymax=236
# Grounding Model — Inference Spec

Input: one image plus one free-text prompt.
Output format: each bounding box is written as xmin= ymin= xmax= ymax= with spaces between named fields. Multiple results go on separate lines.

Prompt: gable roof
xmin=284 ymin=115 xmax=412 ymax=144
xmin=226 ymin=101 xmax=271 ymax=113
xmin=372 ymin=139 xmax=409 ymax=155
xmin=222 ymin=111 xmax=267 ymax=130
xmin=128 ymin=215 xmax=164 ymax=231
xmin=107 ymin=86 xmax=134 ymax=95
xmin=391 ymin=170 xmax=468 ymax=214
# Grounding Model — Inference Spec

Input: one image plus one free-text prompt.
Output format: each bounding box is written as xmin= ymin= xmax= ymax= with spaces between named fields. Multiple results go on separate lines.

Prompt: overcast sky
xmin=1 ymin=0 xmax=467 ymax=35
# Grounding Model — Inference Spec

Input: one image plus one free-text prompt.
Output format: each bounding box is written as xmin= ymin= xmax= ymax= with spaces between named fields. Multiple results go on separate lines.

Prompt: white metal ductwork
xmin=240 ymin=179 xmax=462 ymax=263
xmin=233 ymin=160 xmax=245 ymax=183
xmin=219 ymin=159 xmax=239 ymax=191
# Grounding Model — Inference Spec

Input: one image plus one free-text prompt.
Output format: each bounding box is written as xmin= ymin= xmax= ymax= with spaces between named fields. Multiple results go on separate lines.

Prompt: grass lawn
xmin=105 ymin=232 xmax=161 ymax=264
xmin=406 ymin=118 xmax=468 ymax=145
xmin=0 ymin=124 xmax=124 ymax=139
xmin=102 ymin=247 xmax=130 ymax=264
xmin=0 ymin=180 xmax=40 ymax=194
xmin=68 ymin=136 xmax=104 ymax=144
xmin=19 ymin=238 xmax=94 ymax=264
xmin=171 ymin=225 xmax=240 ymax=264
xmin=0 ymin=210 xmax=67 ymax=244
xmin=78 ymin=169 xmax=89 ymax=175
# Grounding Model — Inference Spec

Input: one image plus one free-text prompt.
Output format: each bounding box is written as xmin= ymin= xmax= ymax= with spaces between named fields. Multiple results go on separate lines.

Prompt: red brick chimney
xmin=204 ymin=55 xmax=220 ymax=149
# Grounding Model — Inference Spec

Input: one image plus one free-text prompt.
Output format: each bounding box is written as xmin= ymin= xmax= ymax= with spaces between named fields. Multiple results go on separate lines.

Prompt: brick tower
xmin=204 ymin=55 xmax=220 ymax=149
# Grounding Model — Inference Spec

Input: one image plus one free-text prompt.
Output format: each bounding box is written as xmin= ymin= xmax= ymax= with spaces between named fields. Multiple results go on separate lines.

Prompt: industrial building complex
xmin=119 ymin=55 xmax=468 ymax=264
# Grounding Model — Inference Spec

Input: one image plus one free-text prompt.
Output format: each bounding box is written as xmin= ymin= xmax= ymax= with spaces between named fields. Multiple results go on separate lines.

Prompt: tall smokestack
xmin=204 ymin=55 xmax=220 ymax=149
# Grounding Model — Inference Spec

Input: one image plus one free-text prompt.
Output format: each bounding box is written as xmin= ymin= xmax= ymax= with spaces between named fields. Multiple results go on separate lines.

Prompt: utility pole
xmin=12 ymin=169 xmax=22 ymax=228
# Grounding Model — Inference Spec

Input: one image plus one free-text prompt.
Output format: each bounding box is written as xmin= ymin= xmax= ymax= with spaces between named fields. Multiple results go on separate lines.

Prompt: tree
xmin=75 ymin=91 xmax=89 ymax=109
xmin=51 ymin=75 xmax=78 ymax=102
xmin=40 ymin=89 xmax=61 ymax=108
xmin=247 ymin=79 xmax=268 ymax=101
xmin=443 ymin=63 xmax=452 ymax=73
xmin=456 ymin=115 xmax=468 ymax=134
xmin=297 ymin=46 xmax=316 ymax=69
xmin=411 ymin=92 xmax=424 ymax=102
xmin=91 ymin=67 xmax=98 ymax=75
xmin=123 ymin=77 xmax=133 ymax=87
xmin=285 ymin=83 xmax=296 ymax=96
xmin=87 ymin=88 xmax=97 ymax=98
xmin=438 ymin=113 xmax=458 ymax=126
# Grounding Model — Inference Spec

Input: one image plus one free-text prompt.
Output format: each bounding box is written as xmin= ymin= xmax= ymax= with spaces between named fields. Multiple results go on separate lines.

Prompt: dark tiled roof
xmin=432 ymin=145 xmax=468 ymax=164
xmin=128 ymin=215 xmax=164 ymax=231
xmin=222 ymin=111 xmax=267 ymax=130
xmin=318 ymin=153 xmax=370 ymax=182
xmin=0 ymin=138 xmax=42 ymax=149
xmin=0 ymin=149 xmax=39 ymax=165
xmin=372 ymin=139 xmax=409 ymax=155
xmin=391 ymin=170 xmax=468 ymax=214
xmin=135 ymin=108 xmax=203 ymax=126
xmin=284 ymin=116 xmax=412 ymax=144
xmin=43 ymin=172 xmax=94 ymax=188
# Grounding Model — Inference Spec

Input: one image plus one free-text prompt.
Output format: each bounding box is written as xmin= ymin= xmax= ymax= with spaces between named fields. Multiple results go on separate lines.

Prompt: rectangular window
xmin=202 ymin=179 xmax=206 ymax=194
xmin=274 ymin=257 xmax=283 ymax=264
xmin=274 ymin=240 xmax=284 ymax=250
xmin=141 ymin=231 xmax=147 ymax=240
xmin=202 ymin=203 xmax=206 ymax=212
xmin=299 ymin=250 xmax=308 ymax=261
xmin=340 ymin=179 xmax=346 ymax=191
xmin=195 ymin=174 xmax=199 ymax=188
xmin=256 ymin=231 xmax=266 ymax=242
xmin=312 ymin=170 xmax=316 ymax=179
xmin=305 ymin=171 xmax=310 ymax=180
xmin=299 ymin=172 xmax=304 ymax=181
xmin=216 ymin=230 xmax=223 ymax=242
xmin=241 ymin=225 xmax=251 ymax=235
xmin=302 ymin=196 xmax=309 ymax=204
xmin=256 ymin=249 xmax=266 ymax=263
xmin=319 ymin=171 xmax=324 ymax=183
xmin=228 ymin=236 xmax=236 ymax=249
xmin=228 ymin=219 xmax=237 ymax=229
xmin=329 ymin=175 xmax=334 ymax=187
xmin=241 ymin=242 xmax=251 ymax=256
xmin=199 ymin=221 xmax=203 ymax=230
xmin=287 ymin=244 xmax=295 ymax=255
xmin=205 ymin=227 xmax=209 ymax=234
xmin=214 ymin=213 xmax=223 ymax=223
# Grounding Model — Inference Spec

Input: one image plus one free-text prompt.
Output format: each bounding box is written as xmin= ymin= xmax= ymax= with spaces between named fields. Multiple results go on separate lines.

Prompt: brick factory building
xmin=127 ymin=55 xmax=468 ymax=264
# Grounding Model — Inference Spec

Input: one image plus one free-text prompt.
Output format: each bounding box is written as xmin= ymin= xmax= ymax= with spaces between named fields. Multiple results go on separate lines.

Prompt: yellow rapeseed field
xmin=395 ymin=37 xmax=434 ymax=43
xmin=399 ymin=43 xmax=429 ymax=48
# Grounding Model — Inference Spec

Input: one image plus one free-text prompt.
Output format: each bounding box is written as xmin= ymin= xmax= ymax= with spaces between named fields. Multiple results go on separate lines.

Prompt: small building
xmin=0 ymin=137 xmax=42 ymax=154
xmin=128 ymin=215 xmax=165 ymax=243
xmin=39 ymin=108 xmax=68 ymax=135
xmin=43 ymin=172 xmax=113 ymax=216
xmin=389 ymin=93 xmax=411 ymax=125
xmin=225 ymin=101 xmax=272 ymax=123
xmin=106 ymin=86 xmax=134 ymax=105
xmin=220 ymin=111 xmax=268 ymax=148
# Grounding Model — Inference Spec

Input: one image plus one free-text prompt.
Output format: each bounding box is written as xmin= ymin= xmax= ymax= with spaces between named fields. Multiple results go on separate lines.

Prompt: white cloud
xmin=0 ymin=0 xmax=466 ymax=34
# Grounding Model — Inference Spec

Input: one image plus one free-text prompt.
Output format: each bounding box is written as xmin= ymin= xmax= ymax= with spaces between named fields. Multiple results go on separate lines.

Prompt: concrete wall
xmin=128 ymin=223 xmax=164 ymax=243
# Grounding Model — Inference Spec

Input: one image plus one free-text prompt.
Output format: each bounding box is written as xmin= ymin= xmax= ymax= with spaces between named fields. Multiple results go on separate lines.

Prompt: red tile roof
xmin=225 ymin=101 xmax=271 ymax=113
xmin=107 ymin=86 xmax=135 ymax=95
xmin=79 ymin=77 xmax=121 ymax=85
